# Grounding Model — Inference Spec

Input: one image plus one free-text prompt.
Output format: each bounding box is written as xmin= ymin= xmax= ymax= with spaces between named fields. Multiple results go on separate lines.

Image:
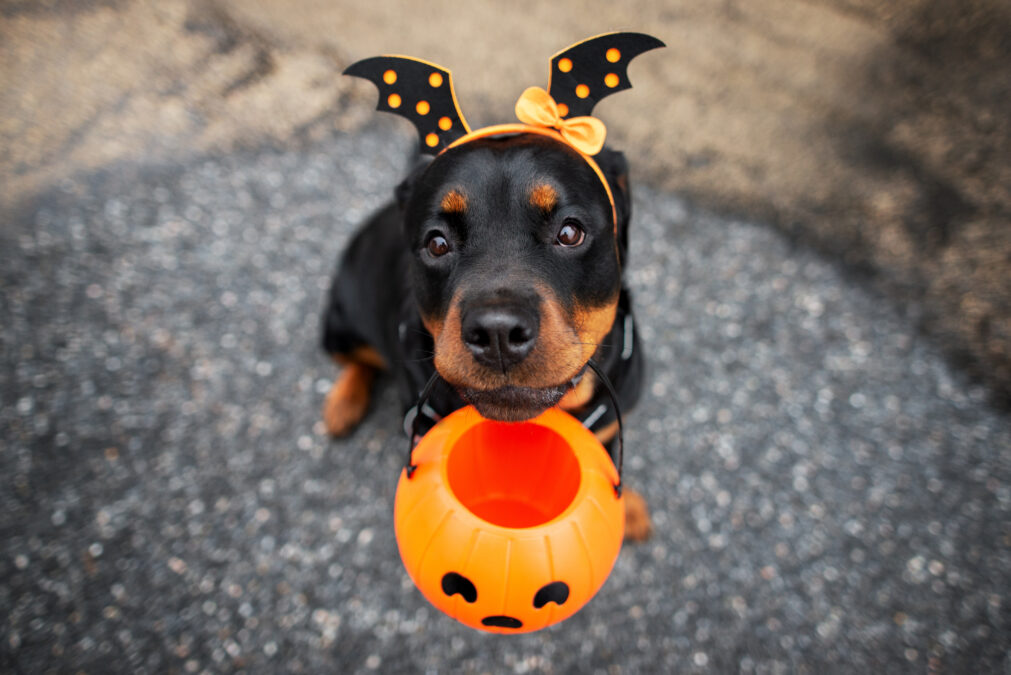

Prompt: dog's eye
xmin=555 ymin=221 xmax=585 ymax=247
xmin=426 ymin=234 xmax=452 ymax=257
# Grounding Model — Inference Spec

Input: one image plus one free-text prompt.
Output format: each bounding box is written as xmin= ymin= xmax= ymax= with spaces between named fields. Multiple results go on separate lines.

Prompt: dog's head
xmin=398 ymin=133 xmax=631 ymax=421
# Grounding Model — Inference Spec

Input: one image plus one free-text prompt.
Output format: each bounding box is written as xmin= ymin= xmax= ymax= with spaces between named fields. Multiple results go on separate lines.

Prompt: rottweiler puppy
xmin=321 ymin=132 xmax=651 ymax=540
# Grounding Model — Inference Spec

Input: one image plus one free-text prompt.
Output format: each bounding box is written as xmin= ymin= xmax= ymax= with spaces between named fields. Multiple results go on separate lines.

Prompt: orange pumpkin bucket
xmin=394 ymin=367 xmax=626 ymax=633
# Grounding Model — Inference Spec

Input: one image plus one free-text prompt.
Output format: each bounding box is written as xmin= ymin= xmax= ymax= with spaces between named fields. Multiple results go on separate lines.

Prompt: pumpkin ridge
xmin=570 ymin=519 xmax=594 ymax=591
xmin=498 ymin=539 xmax=513 ymax=626
xmin=587 ymin=492 xmax=621 ymax=545
xmin=452 ymin=528 xmax=482 ymax=619
xmin=412 ymin=506 xmax=457 ymax=583
xmin=543 ymin=535 xmax=556 ymax=628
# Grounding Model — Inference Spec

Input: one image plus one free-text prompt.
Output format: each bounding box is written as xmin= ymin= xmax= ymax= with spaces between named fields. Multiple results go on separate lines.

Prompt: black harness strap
xmin=403 ymin=371 xmax=441 ymax=478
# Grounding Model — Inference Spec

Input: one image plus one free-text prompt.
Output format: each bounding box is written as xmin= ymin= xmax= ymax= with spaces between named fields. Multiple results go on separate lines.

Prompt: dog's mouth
xmin=456 ymin=383 xmax=570 ymax=422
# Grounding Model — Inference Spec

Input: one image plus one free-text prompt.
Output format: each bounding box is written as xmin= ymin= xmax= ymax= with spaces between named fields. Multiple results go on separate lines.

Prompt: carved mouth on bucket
xmin=481 ymin=615 xmax=524 ymax=629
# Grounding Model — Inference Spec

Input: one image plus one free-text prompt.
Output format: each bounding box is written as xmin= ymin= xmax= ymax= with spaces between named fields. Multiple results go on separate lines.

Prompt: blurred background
xmin=2 ymin=0 xmax=1010 ymax=672
xmin=4 ymin=0 xmax=1009 ymax=403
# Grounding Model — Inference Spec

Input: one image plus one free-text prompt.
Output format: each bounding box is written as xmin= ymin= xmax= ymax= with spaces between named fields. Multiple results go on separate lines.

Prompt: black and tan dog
xmin=321 ymin=34 xmax=662 ymax=540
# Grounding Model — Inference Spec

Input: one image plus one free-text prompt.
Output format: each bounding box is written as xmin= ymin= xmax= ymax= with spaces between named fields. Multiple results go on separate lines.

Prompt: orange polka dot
xmin=387 ymin=93 xmax=401 ymax=108
xmin=604 ymin=73 xmax=619 ymax=88
xmin=606 ymin=48 xmax=621 ymax=63
xmin=438 ymin=116 xmax=453 ymax=131
xmin=575 ymin=84 xmax=589 ymax=99
xmin=416 ymin=100 xmax=430 ymax=115
xmin=429 ymin=72 xmax=443 ymax=87
xmin=425 ymin=133 xmax=439 ymax=148
xmin=558 ymin=58 xmax=573 ymax=73
xmin=383 ymin=69 xmax=397 ymax=85
xmin=557 ymin=102 xmax=569 ymax=117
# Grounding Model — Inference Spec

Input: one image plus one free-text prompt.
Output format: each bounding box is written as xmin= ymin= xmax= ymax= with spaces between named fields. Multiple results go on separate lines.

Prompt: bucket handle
xmin=404 ymin=360 xmax=625 ymax=497
xmin=585 ymin=359 xmax=625 ymax=498
xmin=404 ymin=371 xmax=441 ymax=478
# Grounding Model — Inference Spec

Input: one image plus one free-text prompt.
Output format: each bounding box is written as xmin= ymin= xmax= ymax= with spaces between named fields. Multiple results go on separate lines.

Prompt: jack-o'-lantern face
xmin=440 ymin=572 xmax=570 ymax=630
xmin=415 ymin=523 xmax=597 ymax=634
xmin=394 ymin=407 xmax=625 ymax=634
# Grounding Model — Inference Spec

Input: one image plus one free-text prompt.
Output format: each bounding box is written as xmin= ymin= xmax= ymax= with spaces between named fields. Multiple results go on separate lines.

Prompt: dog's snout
xmin=461 ymin=305 xmax=539 ymax=372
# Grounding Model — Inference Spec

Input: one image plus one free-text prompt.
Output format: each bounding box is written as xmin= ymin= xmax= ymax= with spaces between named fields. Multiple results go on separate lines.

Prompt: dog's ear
xmin=594 ymin=147 xmax=632 ymax=262
xmin=395 ymin=157 xmax=433 ymax=211
xmin=394 ymin=172 xmax=416 ymax=211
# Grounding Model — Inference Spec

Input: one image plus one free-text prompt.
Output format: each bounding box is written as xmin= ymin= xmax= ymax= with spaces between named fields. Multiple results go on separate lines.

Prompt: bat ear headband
xmin=344 ymin=32 xmax=665 ymax=229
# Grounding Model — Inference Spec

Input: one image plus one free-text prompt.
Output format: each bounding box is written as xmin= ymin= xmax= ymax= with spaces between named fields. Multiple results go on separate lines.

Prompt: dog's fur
xmin=321 ymin=133 xmax=651 ymax=539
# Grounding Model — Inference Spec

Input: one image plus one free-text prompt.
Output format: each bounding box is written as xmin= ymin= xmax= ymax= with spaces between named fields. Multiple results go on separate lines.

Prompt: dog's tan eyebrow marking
xmin=440 ymin=190 xmax=467 ymax=214
xmin=529 ymin=183 xmax=558 ymax=212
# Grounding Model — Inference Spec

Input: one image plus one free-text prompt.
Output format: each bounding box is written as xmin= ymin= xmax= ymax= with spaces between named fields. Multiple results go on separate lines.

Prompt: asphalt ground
xmin=2 ymin=124 xmax=1010 ymax=673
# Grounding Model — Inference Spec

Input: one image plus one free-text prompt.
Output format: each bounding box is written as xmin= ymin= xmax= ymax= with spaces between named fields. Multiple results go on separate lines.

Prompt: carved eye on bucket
xmin=533 ymin=581 xmax=570 ymax=608
xmin=441 ymin=572 xmax=477 ymax=603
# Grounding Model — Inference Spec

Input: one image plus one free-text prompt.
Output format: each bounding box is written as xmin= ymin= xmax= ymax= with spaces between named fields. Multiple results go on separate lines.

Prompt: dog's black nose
xmin=461 ymin=306 xmax=539 ymax=372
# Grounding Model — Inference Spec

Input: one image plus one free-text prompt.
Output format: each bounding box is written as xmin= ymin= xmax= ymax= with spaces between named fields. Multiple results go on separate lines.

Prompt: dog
xmin=321 ymin=33 xmax=663 ymax=540
xmin=320 ymin=130 xmax=652 ymax=540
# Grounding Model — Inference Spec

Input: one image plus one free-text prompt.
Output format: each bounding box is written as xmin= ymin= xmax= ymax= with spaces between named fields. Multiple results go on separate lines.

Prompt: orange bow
xmin=514 ymin=87 xmax=606 ymax=156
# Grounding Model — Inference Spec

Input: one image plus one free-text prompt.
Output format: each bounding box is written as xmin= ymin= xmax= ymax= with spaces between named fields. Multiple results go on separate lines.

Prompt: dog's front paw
xmin=322 ymin=363 xmax=374 ymax=437
xmin=623 ymin=489 xmax=652 ymax=542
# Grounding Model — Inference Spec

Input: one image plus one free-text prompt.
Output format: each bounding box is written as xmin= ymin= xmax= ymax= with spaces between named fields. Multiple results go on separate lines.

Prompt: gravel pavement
xmin=2 ymin=125 xmax=1010 ymax=673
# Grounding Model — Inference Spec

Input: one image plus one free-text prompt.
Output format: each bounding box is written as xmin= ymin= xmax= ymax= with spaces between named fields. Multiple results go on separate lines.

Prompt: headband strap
xmin=443 ymin=122 xmax=617 ymax=230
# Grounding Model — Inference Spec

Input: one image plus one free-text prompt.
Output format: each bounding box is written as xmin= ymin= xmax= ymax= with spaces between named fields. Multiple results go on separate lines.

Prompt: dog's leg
xmin=621 ymin=490 xmax=653 ymax=542
xmin=322 ymin=347 xmax=386 ymax=437
xmin=595 ymin=422 xmax=653 ymax=542
xmin=596 ymin=421 xmax=653 ymax=542
xmin=322 ymin=363 xmax=375 ymax=436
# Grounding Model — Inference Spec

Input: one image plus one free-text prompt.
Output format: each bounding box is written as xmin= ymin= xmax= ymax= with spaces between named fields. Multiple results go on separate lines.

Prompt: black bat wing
xmin=548 ymin=32 xmax=665 ymax=119
xmin=344 ymin=56 xmax=470 ymax=155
